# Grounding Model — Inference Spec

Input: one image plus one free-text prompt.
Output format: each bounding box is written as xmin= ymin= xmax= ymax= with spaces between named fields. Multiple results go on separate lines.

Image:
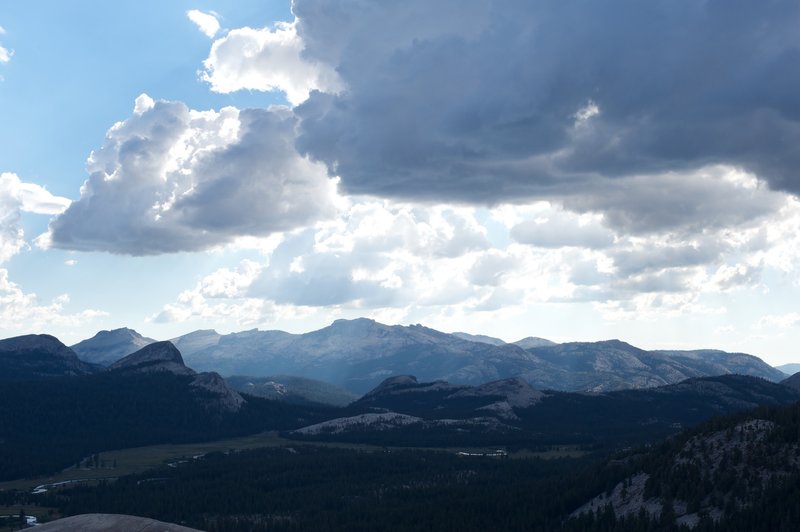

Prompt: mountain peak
xmin=328 ymin=318 xmax=379 ymax=331
xmin=595 ymin=339 xmax=638 ymax=350
xmin=109 ymin=341 xmax=195 ymax=376
xmin=0 ymin=334 xmax=95 ymax=379
xmin=512 ymin=336 xmax=556 ymax=349
xmin=72 ymin=327 xmax=156 ymax=366
xmin=0 ymin=333 xmax=71 ymax=354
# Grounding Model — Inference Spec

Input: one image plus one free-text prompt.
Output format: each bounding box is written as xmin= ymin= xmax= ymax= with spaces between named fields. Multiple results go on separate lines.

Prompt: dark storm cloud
xmin=293 ymin=0 xmax=800 ymax=203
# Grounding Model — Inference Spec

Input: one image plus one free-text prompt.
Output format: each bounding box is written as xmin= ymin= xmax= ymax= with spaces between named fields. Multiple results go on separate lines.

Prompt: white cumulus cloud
xmin=187 ymin=9 xmax=220 ymax=38
xmin=201 ymin=21 xmax=342 ymax=106
xmin=47 ymin=95 xmax=339 ymax=255
xmin=0 ymin=172 xmax=70 ymax=263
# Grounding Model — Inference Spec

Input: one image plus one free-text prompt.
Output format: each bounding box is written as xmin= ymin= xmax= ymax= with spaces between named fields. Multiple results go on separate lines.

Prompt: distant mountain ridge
xmin=49 ymin=319 xmax=786 ymax=396
xmin=523 ymin=340 xmax=785 ymax=392
xmin=776 ymin=362 xmax=800 ymax=375
xmin=164 ymin=319 xmax=783 ymax=394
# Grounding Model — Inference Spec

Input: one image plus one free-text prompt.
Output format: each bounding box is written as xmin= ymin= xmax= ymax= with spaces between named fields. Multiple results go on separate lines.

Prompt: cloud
xmin=468 ymin=250 xmax=520 ymax=287
xmin=0 ymin=172 xmax=70 ymax=263
xmin=561 ymin=167 xmax=785 ymax=236
xmin=187 ymin=9 xmax=220 ymax=38
xmin=248 ymin=201 xmax=490 ymax=308
xmin=154 ymin=201 xmax=496 ymax=321
xmin=201 ymin=21 xmax=341 ymax=106
xmin=286 ymin=0 xmax=800 ymax=202
xmin=0 ymin=25 xmax=10 ymax=64
xmin=0 ymin=178 xmax=25 ymax=263
xmin=0 ymin=272 xmax=106 ymax=333
xmin=511 ymin=211 xmax=614 ymax=249
xmin=57 ymin=5 xmax=799 ymax=260
xmin=0 ymin=173 xmax=104 ymax=330
xmin=758 ymin=313 xmax=800 ymax=329
xmin=610 ymin=242 xmax=724 ymax=277
xmin=15 ymin=181 xmax=71 ymax=215
xmin=46 ymin=95 xmax=338 ymax=255
xmin=153 ymin=185 xmax=800 ymax=327
xmin=153 ymin=259 xmax=279 ymax=326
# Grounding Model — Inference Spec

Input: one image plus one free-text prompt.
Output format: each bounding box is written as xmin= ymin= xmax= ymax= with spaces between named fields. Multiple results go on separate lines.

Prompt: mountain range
xmin=57 ymin=319 xmax=787 ymax=395
xmin=1 ymin=329 xmax=800 ymax=486
xmin=168 ymin=319 xmax=783 ymax=393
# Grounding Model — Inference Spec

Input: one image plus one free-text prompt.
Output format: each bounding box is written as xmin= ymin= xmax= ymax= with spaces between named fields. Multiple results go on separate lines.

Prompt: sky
xmin=1 ymin=1 xmax=800 ymax=365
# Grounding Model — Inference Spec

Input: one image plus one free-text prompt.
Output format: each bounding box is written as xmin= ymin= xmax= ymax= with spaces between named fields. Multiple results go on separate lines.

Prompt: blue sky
xmin=1 ymin=0 xmax=800 ymax=365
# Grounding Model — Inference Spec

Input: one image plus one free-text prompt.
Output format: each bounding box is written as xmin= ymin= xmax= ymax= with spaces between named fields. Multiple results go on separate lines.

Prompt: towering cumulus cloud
xmin=48 ymin=95 xmax=337 ymax=255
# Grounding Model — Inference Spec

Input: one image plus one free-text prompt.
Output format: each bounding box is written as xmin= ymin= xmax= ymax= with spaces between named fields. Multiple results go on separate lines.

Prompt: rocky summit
xmin=108 ymin=341 xmax=196 ymax=376
xmin=71 ymin=327 xmax=156 ymax=366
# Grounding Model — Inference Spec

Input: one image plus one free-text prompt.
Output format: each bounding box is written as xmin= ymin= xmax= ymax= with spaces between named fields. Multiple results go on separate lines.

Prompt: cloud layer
xmin=287 ymin=0 xmax=800 ymax=201
xmin=155 ymin=167 xmax=800 ymax=329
